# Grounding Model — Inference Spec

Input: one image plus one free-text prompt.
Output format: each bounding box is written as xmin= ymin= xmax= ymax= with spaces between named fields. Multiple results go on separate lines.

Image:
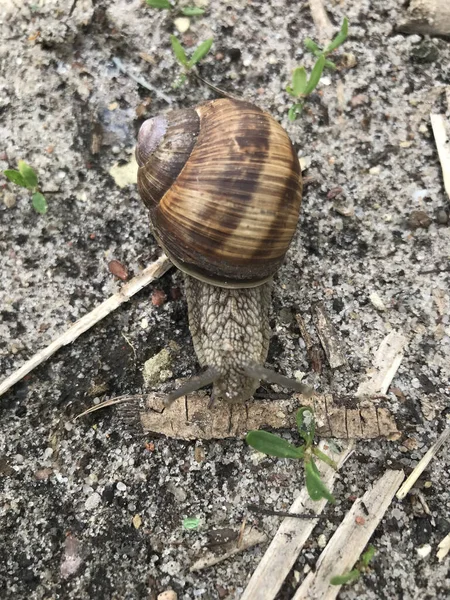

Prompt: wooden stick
xmin=0 ymin=255 xmax=172 ymax=398
xmin=293 ymin=469 xmax=404 ymax=600
xmin=356 ymin=331 xmax=407 ymax=398
xmin=396 ymin=425 xmax=450 ymax=500
xmin=437 ymin=532 xmax=450 ymax=561
xmin=240 ymin=442 xmax=354 ymax=600
xmin=430 ymin=113 xmax=450 ymax=200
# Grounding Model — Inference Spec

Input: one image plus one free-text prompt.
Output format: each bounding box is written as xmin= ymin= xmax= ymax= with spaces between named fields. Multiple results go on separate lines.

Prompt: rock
xmin=407 ymin=210 xmax=432 ymax=230
xmin=143 ymin=349 xmax=172 ymax=386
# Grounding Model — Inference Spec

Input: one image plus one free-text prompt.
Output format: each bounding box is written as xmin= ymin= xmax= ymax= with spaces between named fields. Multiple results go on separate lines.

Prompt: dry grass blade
xmin=74 ymin=395 xmax=144 ymax=420
xmin=0 ymin=255 xmax=172 ymax=398
xmin=396 ymin=425 xmax=450 ymax=500
xmin=430 ymin=113 xmax=450 ymax=200
xmin=292 ymin=469 xmax=404 ymax=600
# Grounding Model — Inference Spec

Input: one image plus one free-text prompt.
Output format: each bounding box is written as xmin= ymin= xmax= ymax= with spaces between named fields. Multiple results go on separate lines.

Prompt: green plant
xmin=170 ymin=35 xmax=214 ymax=87
xmin=3 ymin=161 xmax=47 ymax=214
xmin=146 ymin=0 xmax=205 ymax=17
xmin=286 ymin=17 xmax=349 ymax=121
xmin=330 ymin=545 xmax=376 ymax=586
xmin=246 ymin=407 xmax=337 ymax=503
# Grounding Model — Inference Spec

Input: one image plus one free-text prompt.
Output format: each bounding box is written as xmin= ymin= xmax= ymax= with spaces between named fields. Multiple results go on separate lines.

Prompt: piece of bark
xmin=139 ymin=393 xmax=399 ymax=440
xmin=293 ymin=469 xmax=405 ymax=600
xmin=240 ymin=443 xmax=353 ymax=600
xmin=356 ymin=331 xmax=408 ymax=398
xmin=398 ymin=0 xmax=450 ymax=37
xmin=190 ymin=527 xmax=267 ymax=572
xmin=311 ymin=303 xmax=347 ymax=369
xmin=430 ymin=113 xmax=450 ymax=200
xmin=0 ymin=255 xmax=172 ymax=398
xmin=295 ymin=313 xmax=323 ymax=373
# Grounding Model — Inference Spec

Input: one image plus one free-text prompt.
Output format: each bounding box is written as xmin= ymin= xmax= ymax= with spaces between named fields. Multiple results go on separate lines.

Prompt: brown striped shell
xmin=136 ymin=98 xmax=302 ymax=288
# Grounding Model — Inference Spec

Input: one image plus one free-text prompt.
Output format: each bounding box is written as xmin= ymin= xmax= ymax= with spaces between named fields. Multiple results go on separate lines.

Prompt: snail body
xmin=137 ymin=98 xmax=311 ymax=403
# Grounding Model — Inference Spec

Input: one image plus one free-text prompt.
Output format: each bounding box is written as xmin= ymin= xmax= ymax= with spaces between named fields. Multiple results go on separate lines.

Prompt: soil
xmin=1 ymin=1 xmax=449 ymax=599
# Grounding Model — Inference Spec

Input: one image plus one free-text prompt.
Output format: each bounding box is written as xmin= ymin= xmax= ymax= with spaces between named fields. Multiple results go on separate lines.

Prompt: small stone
xmin=116 ymin=481 xmax=127 ymax=492
xmin=159 ymin=369 xmax=173 ymax=382
xmin=3 ymin=191 xmax=16 ymax=208
xmin=299 ymin=156 xmax=311 ymax=171
xmin=355 ymin=516 xmax=365 ymax=526
xmin=34 ymin=468 xmax=53 ymax=480
xmin=407 ymin=210 xmax=432 ymax=230
xmin=143 ymin=349 xmax=171 ymax=385
xmin=157 ymin=591 xmax=177 ymax=600
xmin=317 ymin=533 xmax=327 ymax=548
xmin=132 ymin=514 xmax=142 ymax=529
xmin=436 ymin=209 xmax=448 ymax=225
xmin=174 ymin=17 xmax=190 ymax=33
xmin=85 ymin=492 xmax=101 ymax=510
xmin=167 ymin=482 xmax=187 ymax=502
xmin=151 ymin=289 xmax=167 ymax=306
xmin=369 ymin=292 xmax=386 ymax=312
xmin=369 ymin=166 xmax=381 ymax=175
xmin=108 ymin=259 xmax=129 ymax=281
xmin=416 ymin=544 xmax=432 ymax=558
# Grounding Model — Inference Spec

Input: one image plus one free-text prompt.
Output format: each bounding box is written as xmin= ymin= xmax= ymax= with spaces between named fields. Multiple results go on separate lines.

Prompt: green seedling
xmin=3 ymin=161 xmax=47 ymax=214
xmin=287 ymin=17 xmax=349 ymax=121
xmin=182 ymin=516 xmax=201 ymax=530
xmin=146 ymin=0 xmax=205 ymax=17
xmin=330 ymin=545 xmax=376 ymax=586
xmin=246 ymin=407 xmax=337 ymax=503
xmin=170 ymin=35 xmax=213 ymax=87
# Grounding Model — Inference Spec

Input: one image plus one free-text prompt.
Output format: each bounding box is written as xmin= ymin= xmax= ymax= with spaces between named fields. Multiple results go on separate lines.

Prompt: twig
xmin=356 ymin=330 xmax=408 ymax=398
xmin=190 ymin=527 xmax=267 ymax=572
xmin=74 ymin=395 xmax=142 ymax=420
xmin=311 ymin=303 xmax=346 ymax=369
xmin=293 ymin=469 xmax=404 ymax=600
xmin=247 ymin=504 xmax=318 ymax=520
xmin=430 ymin=113 xmax=450 ymax=200
xmin=112 ymin=56 xmax=173 ymax=104
xmin=396 ymin=425 xmax=450 ymax=500
xmin=0 ymin=255 xmax=172 ymax=398
xmin=240 ymin=442 xmax=354 ymax=600
xmin=308 ymin=0 xmax=334 ymax=43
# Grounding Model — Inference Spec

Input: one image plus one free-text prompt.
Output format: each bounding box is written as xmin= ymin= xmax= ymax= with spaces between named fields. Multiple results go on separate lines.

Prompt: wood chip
xmin=356 ymin=331 xmax=408 ymax=398
xmin=396 ymin=425 xmax=450 ymax=500
xmin=139 ymin=393 xmax=399 ymax=440
xmin=308 ymin=0 xmax=334 ymax=42
xmin=0 ymin=255 xmax=172 ymax=398
xmin=240 ymin=443 xmax=353 ymax=600
xmin=292 ymin=469 xmax=405 ymax=600
xmin=190 ymin=527 xmax=267 ymax=572
xmin=430 ymin=113 xmax=450 ymax=200
xmin=311 ymin=303 xmax=346 ymax=369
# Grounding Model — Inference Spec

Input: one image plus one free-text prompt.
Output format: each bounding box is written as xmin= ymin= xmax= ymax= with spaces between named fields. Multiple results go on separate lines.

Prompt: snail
xmin=136 ymin=98 xmax=313 ymax=404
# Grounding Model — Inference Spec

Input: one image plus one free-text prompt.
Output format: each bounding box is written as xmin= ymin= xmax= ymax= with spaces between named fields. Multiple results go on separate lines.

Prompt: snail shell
xmin=136 ymin=98 xmax=302 ymax=288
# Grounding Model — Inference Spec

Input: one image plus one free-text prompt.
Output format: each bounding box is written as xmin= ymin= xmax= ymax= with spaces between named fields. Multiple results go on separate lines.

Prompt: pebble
xmin=143 ymin=348 xmax=171 ymax=385
xmin=369 ymin=291 xmax=386 ymax=311
xmin=174 ymin=17 xmax=190 ymax=33
xmin=158 ymin=591 xmax=177 ymax=600
xmin=416 ymin=544 xmax=432 ymax=558
xmin=85 ymin=492 xmax=101 ymax=510
xmin=116 ymin=481 xmax=127 ymax=492
xmin=407 ymin=210 xmax=432 ymax=230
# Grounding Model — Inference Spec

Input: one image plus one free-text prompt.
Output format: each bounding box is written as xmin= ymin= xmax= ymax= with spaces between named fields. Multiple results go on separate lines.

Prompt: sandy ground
xmin=1 ymin=1 xmax=449 ymax=599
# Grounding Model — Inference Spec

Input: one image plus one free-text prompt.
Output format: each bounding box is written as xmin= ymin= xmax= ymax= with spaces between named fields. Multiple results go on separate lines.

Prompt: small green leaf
xmin=313 ymin=447 xmax=337 ymax=469
xmin=32 ymin=191 xmax=48 ymax=214
xmin=296 ymin=407 xmax=315 ymax=444
xmin=170 ymin=35 xmax=188 ymax=67
xmin=304 ymin=38 xmax=322 ymax=56
xmin=361 ymin=545 xmax=376 ymax=567
xmin=146 ymin=0 xmax=172 ymax=9
xmin=182 ymin=517 xmax=200 ymax=530
xmin=172 ymin=73 xmax=187 ymax=88
xmin=303 ymin=54 xmax=325 ymax=96
xmin=324 ymin=17 xmax=349 ymax=54
xmin=304 ymin=459 xmax=335 ymax=503
xmin=330 ymin=569 xmax=360 ymax=586
xmin=4 ymin=169 xmax=26 ymax=188
xmin=187 ymin=37 xmax=213 ymax=68
xmin=324 ymin=58 xmax=336 ymax=70
xmin=246 ymin=431 xmax=304 ymax=459
xmin=288 ymin=103 xmax=304 ymax=121
xmin=291 ymin=67 xmax=307 ymax=97
xmin=181 ymin=7 xmax=205 ymax=16
xmin=18 ymin=160 xmax=38 ymax=189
